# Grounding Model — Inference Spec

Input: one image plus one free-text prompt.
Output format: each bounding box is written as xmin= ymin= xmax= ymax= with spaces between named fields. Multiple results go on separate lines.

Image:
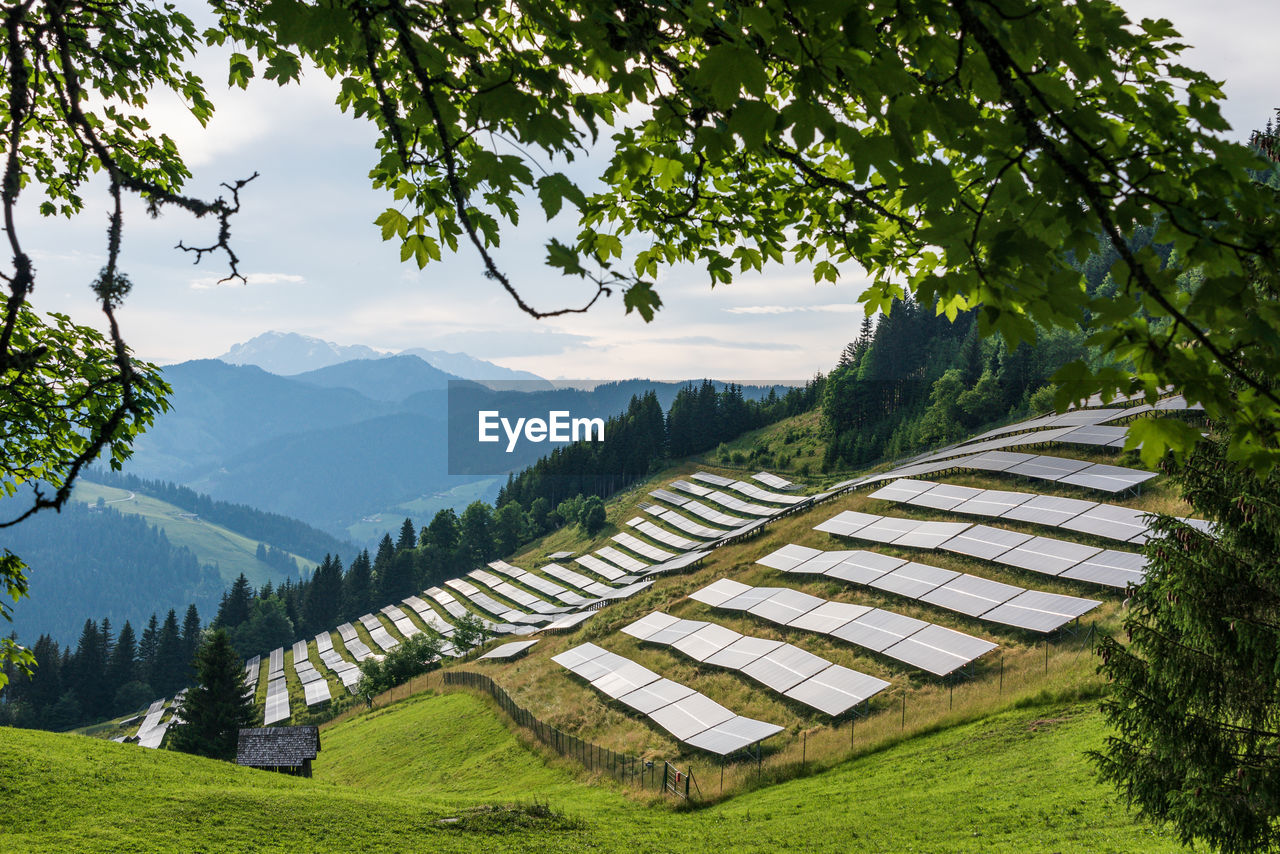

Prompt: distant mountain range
xmin=217 ymin=331 xmax=554 ymax=388
xmin=124 ymin=354 xmax=789 ymax=544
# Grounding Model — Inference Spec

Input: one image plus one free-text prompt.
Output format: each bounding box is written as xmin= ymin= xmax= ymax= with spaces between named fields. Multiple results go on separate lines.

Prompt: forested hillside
xmin=0 ymin=502 xmax=223 ymax=644
xmin=86 ymin=470 xmax=356 ymax=564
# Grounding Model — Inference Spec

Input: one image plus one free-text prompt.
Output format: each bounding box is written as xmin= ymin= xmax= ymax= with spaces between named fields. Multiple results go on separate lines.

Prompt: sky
xmin=17 ymin=0 xmax=1280 ymax=382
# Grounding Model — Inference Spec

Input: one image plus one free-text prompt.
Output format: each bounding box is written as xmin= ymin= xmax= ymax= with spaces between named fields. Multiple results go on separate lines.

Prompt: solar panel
xmin=360 ymin=612 xmax=399 ymax=650
xmin=950 ymin=489 xmax=1033 ymax=517
xmin=671 ymin=623 xmax=744 ymax=661
xmin=613 ymin=532 xmax=676 ymax=562
xmin=617 ymin=678 xmax=697 ymax=714
xmin=478 ymin=640 xmax=540 ymax=660
xmin=748 ymin=588 xmax=827 ymax=626
xmin=1006 ymin=455 xmax=1093 ymax=481
xmin=470 ymin=568 xmax=504 ymax=587
xmin=719 ymin=586 xmax=790 ymax=612
xmin=785 ymin=665 xmax=891 ymax=716
xmin=650 ymin=488 xmax=691 ymax=507
xmin=544 ymin=612 xmax=597 ymax=632
xmin=1059 ymin=504 xmax=1151 ymax=541
xmin=540 ymin=563 xmax=606 ymax=593
xmin=704 ymin=489 xmax=779 ymax=517
xmin=575 ymin=554 xmax=626 ymax=581
xmin=689 ymin=577 xmax=753 ymax=607
xmin=1058 ymin=463 xmax=1158 ymax=493
xmin=940 ymin=524 xmax=1033 ymax=560
xmin=649 ymin=618 xmax=710 ymax=645
xmin=908 ymin=483 xmax=984 ymax=511
xmin=811 ymin=510 xmax=875 ymax=537
xmin=268 ymin=647 xmax=285 ymax=680
xmin=869 ymin=561 xmax=959 ymax=598
xmin=728 ymin=479 xmax=807 ymax=505
xmin=753 ymin=471 xmax=795 ymax=490
xmin=426 ymin=587 xmax=471 ymax=619
xmin=868 ymin=479 xmax=937 ymax=503
xmin=679 ymin=499 xmax=751 ymax=527
xmin=650 ymin=508 xmax=726 ymax=539
xmin=685 ymin=717 xmax=786 ymax=756
xmin=302 ymin=679 xmax=331 ymax=706
xmin=671 ymin=479 xmax=714 ymax=497
xmin=826 ymin=551 xmax=907 ymax=584
xmin=1000 ymin=493 xmax=1097 ymax=526
xmin=632 ymin=520 xmax=701 ymax=551
xmin=893 ymin=520 xmax=971 ymax=549
xmin=740 ymin=644 xmax=830 ymax=692
xmin=981 ymin=590 xmax=1102 ymax=632
xmin=1058 ymin=424 xmax=1129 ymax=446
xmin=840 ymin=515 xmax=923 ymax=544
xmin=920 ymin=573 xmax=1022 ymax=617
xmin=547 ymin=551 xmax=575 ymax=560
xmin=382 ymin=605 xmax=423 ymax=638
xmin=264 ymin=678 xmax=290 ymax=725
xmin=883 ymin=624 xmax=997 ymax=676
xmin=704 ymin=636 xmax=784 ymax=670
xmin=962 ymin=450 xmax=1036 ymax=471
xmin=595 ymin=547 xmax=650 ymax=573
xmin=787 ymin=600 xmax=873 ymax=633
xmin=830 ymin=609 xmax=930 ymax=652
xmin=691 ymin=471 xmax=736 ymax=487
xmin=994 ymin=537 xmax=1103 ymax=576
xmin=649 ymin=693 xmax=737 ymax=741
xmin=572 ymin=651 xmax=633 ymax=683
xmin=551 ymin=642 xmax=607 ymax=670
xmin=622 ymin=611 xmax=680 ymax=640
xmin=593 ymin=661 xmax=662 ymax=699
xmin=402 ymin=596 xmax=455 ymax=636
xmin=1059 ymin=549 xmax=1147 ymax=587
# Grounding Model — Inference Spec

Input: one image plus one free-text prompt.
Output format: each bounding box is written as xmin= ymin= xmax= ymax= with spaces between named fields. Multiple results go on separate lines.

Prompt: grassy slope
xmin=0 ymin=690 xmax=1179 ymax=853
xmin=72 ymin=480 xmax=317 ymax=588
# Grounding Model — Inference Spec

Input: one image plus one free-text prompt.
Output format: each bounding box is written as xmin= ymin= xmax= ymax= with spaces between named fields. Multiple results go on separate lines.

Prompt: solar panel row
xmin=690 ymin=579 xmax=997 ymax=676
xmin=359 ymin=613 xmax=401 ymax=652
xmin=758 ymin=545 xmax=1101 ymax=633
xmin=815 ymin=510 xmax=1147 ymax=588
xmin=868 ymin=478 xmax=1190 ymax=544
xmin=624 ymin=611 xmax=889 ymax=715
xmin=552 ymin=642 xmax=784 ymax=755
xmin=264 ymin=677 xmax=290 ymax=725
xmin=861 ymin=451 xmax=1157 ymax=495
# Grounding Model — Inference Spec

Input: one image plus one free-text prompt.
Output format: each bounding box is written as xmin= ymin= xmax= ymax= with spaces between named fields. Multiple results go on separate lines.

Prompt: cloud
xmin=724 ymin=303 xmax=863 ymax=315
xmin=189 ymin=272 xmax=305 ymax=290
xmin=648 ymin=335 xmax=801 ymax=352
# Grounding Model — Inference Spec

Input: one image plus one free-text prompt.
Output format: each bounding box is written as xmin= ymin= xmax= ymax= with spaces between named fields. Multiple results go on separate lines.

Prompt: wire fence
xmin=443 ymin=670 xmax=694 ymax=798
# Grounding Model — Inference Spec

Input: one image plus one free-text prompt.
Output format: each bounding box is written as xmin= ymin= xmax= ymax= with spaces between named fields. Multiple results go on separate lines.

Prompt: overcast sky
xmin=17 ymin=1 xmax=1279 ymax=381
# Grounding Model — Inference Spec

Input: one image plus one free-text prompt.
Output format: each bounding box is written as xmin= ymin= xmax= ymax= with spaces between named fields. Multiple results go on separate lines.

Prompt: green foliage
xmin=354 ymin=633 xmax=444 ymax=703
xmin=1095 ymin=433 xmax=1280 ymax=853
xmin=450 ymin=612 xmax=490 ymax=657
xmin=169 ymin=629 xmax=255 ymax=761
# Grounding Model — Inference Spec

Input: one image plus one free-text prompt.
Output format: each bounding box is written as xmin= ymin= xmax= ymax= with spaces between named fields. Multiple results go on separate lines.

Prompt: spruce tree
xmin=342 ymin=551 xmax=372 ymax=621
xmin=216 ymin=574 xmax=253 ymax=629
xmin=152 ymin=609 xmax=185 ymax=696
xmin=169 ymin=629 xmax=255 ymax=761
xmin=107 ymin=622 xmax=137 ymax=710
xmin=396 ymin=518 xmax=416 ymax=551
xmin=138 ymin=613 xmax=160 ymax=682
xmin=181 ymin=605 xmax=202 ymax=681
xmin=1095 ymin=432 xmax=1280 ymax=853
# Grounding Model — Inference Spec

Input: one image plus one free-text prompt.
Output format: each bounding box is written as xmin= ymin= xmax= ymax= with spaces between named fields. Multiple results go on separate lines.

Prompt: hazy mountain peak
xmin=218 ymin=331 xmax=553 ymax=387
xmin=219 ymin=332 xmax=387 ymax=375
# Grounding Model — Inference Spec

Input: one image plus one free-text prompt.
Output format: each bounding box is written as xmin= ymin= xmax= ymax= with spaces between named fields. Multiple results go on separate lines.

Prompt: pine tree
xmin=343 ymin=551 xmax=373 ymax=621
xmin=169 ymin=629 xmax=256 ymax=761
xmin=216 ymin=574 xmax=253 ymax=629
xmin=152 ymin=609 xmax=186 ymax=696
xmin=71 ymin=619 xmax=107 ymax=719
xmin=396 ymin=518 xmax=416 ymax=551
xmin=138 ymin=613 xmax=160 ymax=681
xmin=107 ymin=621 xmax=138 ymax=706
xmin=1095 ymin=433 xmax=1280 ymax=853
xmin=302 ymin=555 xmax=343 ymax=636
xmin=181 ymin=604 xmax=202 ymax=681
